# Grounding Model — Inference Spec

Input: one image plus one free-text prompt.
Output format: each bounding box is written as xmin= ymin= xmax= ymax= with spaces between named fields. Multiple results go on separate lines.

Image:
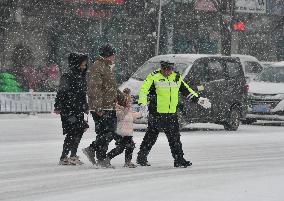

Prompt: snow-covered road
xmin=0 ymin=115 xmax=284 ymax=201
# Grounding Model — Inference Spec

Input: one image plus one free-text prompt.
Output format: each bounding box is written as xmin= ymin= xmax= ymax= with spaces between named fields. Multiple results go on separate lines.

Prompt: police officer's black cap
xmin=160 ymin=61 xmax=174 ymax=69
xmin=99 ymin=43 xmax=116 ymax=58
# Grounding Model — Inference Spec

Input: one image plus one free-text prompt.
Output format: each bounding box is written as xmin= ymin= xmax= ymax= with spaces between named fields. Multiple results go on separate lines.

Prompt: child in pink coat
xmin=105 ymin=88 xmax=141 ymax=168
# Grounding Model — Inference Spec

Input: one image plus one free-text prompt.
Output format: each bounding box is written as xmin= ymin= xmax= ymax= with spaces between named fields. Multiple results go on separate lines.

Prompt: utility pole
xmin=220 ymin=0 xmax=233 ymax=55
xmin=165 ymin=0 xmax=175 ymax=54
xmin=229 ymin=0 xmax=241 ymax=54
xmin=155 ymin=0 xmax=162 ymax=56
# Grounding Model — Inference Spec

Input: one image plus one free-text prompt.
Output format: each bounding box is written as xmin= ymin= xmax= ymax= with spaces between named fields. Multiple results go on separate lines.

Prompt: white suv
xmin=231 ymin=54 xmax=264 ymax=82
xmin=245 ymin=61 xmax=284 ymax=123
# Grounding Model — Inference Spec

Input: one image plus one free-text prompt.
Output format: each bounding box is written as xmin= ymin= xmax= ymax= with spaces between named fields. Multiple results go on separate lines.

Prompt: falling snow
xmin=0 ymin=1 xmax=284 ymax=200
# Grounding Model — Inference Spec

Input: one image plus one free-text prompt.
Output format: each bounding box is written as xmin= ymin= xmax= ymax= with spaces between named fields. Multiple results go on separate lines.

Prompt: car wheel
xmin=224 ymin=107 xmax=241 ymax=131
xmin=241 ymin=118 xmax=257 ymax=125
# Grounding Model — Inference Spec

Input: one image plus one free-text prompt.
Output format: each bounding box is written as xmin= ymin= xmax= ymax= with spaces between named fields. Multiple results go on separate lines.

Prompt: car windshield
xmin=244 ymin=61 xmax=263 ymax=74
xmin=255 ymin=66 xmax=284 ymax=83
xmin=132 ymin=62 xmax=190 ymax=81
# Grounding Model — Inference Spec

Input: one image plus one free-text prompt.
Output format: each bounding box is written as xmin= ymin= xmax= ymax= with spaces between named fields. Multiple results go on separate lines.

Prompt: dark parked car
xmin=120 ymin=54 xmax=248 ymax=131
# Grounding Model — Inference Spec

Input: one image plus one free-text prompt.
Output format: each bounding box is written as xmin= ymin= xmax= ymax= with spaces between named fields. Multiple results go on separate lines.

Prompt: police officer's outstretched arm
xmin=180 ymin=79 xmax=211 ymax=109
xmin=179 ymin=79 xmax=199 ymax=102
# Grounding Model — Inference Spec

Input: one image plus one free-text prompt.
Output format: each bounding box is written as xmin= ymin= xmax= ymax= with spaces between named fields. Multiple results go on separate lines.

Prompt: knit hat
xmin=99 ymin=44 xmax=116 ymax=57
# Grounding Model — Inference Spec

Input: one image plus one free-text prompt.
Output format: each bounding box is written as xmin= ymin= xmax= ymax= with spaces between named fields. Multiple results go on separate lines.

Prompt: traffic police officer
xmin=137 ymin=61 xmax=211 ymax=167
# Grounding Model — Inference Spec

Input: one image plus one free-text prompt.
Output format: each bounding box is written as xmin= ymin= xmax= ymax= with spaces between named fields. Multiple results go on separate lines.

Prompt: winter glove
xmin=83 ymin=120 xmax=89 ymax=132
xmin=94 ymin=109 xmax=104 ymax=117
xmin=197 ymin=97 xmax=211 ymax=109
xmin=83 ymin=104 xmax=89 ymax=114
xmin=139 ymin=105 xmax=148 ymax=118
xmin=67 ymin=116 xmax=77 ymax=123
xmin=54 ymin=109 xmax=61 ymax=114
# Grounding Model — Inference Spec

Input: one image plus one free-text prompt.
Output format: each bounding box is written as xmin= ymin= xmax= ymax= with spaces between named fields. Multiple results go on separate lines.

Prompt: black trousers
xmin=60 ymin=113 xmax=85 ymax=159
xmin=107 ymin=136 xmax=135 ymax=163
xmin=137 ymin=113 xmax=185 ymax=163
xmin=89 ymin=110 xmax=118 ymax=161
xmin=61 ymin=129 xmax=84 ymax=159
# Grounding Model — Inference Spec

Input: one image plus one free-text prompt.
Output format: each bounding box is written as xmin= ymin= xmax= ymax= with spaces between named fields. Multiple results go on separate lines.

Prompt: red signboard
xmin=64 ymin=0 xmax=124 ymax=5
xmin=195 ymin=0 xmax=217 ymax=11
xmin=65 ymin=8 xmax=112 ymax=18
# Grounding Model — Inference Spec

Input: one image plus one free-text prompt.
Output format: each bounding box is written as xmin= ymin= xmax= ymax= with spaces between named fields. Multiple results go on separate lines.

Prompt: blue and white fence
xmin=0 ymin=92 xmax=57 ymax=113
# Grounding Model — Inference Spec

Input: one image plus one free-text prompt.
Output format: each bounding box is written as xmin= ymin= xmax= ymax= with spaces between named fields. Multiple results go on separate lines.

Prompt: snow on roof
xmin=149 ymin=54 xmax=209 ymax=63
xmin=270 ymin=61 xmax=284 ymax=68
xmin=261 ymin=61 xmax=276 ymax=66
xmin=149 ymin=54 xmax=235 ymax=64
xmin=230 ymin=54 xmax=258 ymax=61
xmin=148 ymin=54 xmax=260 ymax=64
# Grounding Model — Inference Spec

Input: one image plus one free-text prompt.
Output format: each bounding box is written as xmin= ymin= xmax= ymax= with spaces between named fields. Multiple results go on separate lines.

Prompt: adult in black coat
xmin=54 ymin=53 xmax=89 ymax=165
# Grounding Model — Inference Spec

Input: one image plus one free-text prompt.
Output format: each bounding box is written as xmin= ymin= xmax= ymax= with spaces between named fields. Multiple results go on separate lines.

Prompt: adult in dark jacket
xmin=54 ymin=53 xmax=89 ymax=165
xmin=82 ymin=44 xmax=128 ymax=168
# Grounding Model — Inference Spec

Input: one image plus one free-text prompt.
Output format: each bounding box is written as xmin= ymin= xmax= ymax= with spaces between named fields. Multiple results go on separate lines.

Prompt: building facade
xmin=0 ymin=0 xmax=283 ymax=91
xmin=0 ymin=0 xmax=157 ymax=86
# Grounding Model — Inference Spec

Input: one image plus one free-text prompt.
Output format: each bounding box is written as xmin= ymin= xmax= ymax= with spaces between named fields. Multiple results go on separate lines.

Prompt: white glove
xmin=197 ymin=97 xmax=211 ymax=109
xmin=139 ymin=105 xmax=148 ymax=118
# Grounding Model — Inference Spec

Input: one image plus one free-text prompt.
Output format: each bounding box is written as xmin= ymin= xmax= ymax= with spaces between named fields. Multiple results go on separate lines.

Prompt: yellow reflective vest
xmin=138 ymin=69 xmax=199 ymax=113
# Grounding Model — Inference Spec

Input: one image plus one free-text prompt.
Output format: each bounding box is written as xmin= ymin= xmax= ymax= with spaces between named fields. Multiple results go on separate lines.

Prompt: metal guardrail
xmin=0 ymin=92 xmax=57 ymax=113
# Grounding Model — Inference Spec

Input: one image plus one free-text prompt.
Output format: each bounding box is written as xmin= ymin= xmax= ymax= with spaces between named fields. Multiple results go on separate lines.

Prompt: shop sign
xmin=235 ymin=0 xmax=266 ymax=13
xmin=64 ymin=7 xmax=111 ymax=18
xmin=194 ymin=0 xmax=217 ymax=11
xmin=63 ymin=0 xmax=124 ymax=5
xmin=267 ymin=0 xmax=284 ymax=15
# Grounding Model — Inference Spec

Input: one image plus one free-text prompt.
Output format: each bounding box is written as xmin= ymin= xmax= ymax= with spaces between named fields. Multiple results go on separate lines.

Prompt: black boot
xmin=136 ymin=156 xmax=151 ymax=166
xmin=174 ymin=159 xmax=192 ymax=168
xmin=136 ymin=151 xmax=151 ymax=166
xmin=137 ymin=160 xmax=151 ymax=166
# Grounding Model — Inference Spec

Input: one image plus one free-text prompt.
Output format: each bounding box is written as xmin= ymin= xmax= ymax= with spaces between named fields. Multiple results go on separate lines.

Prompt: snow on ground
xmin=0 ymin=114 xmax=284 ymax=201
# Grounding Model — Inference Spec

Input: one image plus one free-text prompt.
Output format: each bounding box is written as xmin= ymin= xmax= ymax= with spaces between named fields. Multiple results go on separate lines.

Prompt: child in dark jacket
xmin=54 ymin=53 xmax=89 ymax=165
